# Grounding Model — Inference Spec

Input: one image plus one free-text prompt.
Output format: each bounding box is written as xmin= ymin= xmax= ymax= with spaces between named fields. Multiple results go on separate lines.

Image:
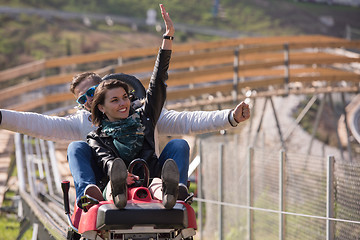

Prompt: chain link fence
xmin=196 ymin=133 xmax=360 ymax=240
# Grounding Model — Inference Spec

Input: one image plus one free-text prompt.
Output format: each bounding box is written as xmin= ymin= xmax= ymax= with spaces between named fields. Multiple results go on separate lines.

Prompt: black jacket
xmin=87 ymin=49 xmax=171 ymax=189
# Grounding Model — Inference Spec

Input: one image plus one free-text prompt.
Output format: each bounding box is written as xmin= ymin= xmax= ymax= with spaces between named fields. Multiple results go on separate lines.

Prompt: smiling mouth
xmin=119 ymin=108 xmax=127 ymax=113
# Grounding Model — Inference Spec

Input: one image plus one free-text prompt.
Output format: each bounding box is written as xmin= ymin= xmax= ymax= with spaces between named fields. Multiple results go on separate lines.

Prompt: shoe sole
xmin=84 ymin=184 xmax=104 ymax=202
xmin=110 ymin=159 xmax=128 ymax=209
xmin=161 ymin=159 xmax=179 ymax=209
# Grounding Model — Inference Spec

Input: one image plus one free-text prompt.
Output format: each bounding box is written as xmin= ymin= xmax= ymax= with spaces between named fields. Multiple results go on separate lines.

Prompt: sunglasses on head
xmin=76 ymin=85 xmax=98 ymax=105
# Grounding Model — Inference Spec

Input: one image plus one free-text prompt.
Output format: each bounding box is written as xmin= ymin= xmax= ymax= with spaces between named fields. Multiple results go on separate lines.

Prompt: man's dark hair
xmin=70 ymin=72 xmax=102 ymax=94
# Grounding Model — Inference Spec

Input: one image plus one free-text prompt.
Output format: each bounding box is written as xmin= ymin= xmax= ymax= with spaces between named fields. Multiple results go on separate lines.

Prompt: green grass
xmin=0 ymin=190 xmax=33 ymax=240
xmin=0 ymin=214 xmax=32 ymax=240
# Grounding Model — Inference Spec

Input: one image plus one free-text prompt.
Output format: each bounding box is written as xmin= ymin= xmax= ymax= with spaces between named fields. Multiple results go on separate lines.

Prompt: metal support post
xmin=15 ymin=133 xmax=26 ymax=192
xmin=341 ymin=93 xmax=353 ymax=162
xmin=253 ymin=98 xmax=268 ymax=147
xmin=326 ymin=156 xmax=335 ymax=240
xmin=247 ymin=147 xmax=254 ymax=240
xmin=198 ymin=139 xmax=203 ymax=240
xmin=307 ymin=94 xmax=326 ymax=158
xmin=34 ymin=139 xmax=45 ymax=179
xmin=47 ymin=141 xmax=62 ymax=193
xmin=247 ymin=98 xmax=256 ymax=147
xmin=40 ymin=139 xmax=54 ymax=195
xmin=218 ymin=144 xmax=224 ymax=240
xmin=117 ymin=56 xmax=123 ymax=66
xmin=279 ymin=150 xmax=286 ymax=240
xmin=24 ymin=135 xmax=37 ymax=197
xmin=327 ymin=93 xmax=345 ymax=161
xmin=32 ymin=223 xmax=39 ymax=240
xmin=345 ymin=25 xmax=351 ymax=40
xmin=269 ymin=97 xmax=286 ymax=150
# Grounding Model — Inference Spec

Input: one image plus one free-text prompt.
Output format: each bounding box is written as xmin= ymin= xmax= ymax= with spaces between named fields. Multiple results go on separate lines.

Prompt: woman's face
xmin=98 ymin=87 xmax=131 ymax=121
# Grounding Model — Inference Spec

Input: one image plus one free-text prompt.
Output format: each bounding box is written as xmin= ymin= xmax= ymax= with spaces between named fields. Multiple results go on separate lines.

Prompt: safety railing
xmin=1 ymin=35 xmax=359 ymax=111
xmin=15 ymin=132 xmax=68 ymax=239
xmin=194 ymin=138 xmax=360 ymax=240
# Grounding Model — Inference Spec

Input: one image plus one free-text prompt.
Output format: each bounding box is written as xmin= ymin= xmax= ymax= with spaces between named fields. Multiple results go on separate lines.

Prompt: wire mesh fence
xmin=335 ymin=161 xmax=360 ymax=240
xmin=196 ymin=133 xmax=360 ymax=240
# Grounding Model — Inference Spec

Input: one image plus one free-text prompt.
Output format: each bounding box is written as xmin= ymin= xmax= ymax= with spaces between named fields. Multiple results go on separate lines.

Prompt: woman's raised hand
xmin=159 ymin=4 xmax=174 ymax=37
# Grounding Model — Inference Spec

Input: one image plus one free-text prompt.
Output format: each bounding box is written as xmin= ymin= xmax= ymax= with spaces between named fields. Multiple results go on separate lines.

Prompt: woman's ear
xmin=98 ymin=104 xmax=104 ymax=114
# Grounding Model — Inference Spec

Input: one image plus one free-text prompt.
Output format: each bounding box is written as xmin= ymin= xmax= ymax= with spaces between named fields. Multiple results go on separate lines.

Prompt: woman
xmin=86 ymin=4 xmax=181 ymax=209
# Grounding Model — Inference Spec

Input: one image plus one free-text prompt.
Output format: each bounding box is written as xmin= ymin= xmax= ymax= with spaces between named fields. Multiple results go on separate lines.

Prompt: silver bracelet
xmin=228 ymin=110 xmax=238 ymax=127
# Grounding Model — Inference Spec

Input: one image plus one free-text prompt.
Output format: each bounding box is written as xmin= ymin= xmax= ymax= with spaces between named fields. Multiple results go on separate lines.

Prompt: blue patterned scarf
xmin=101 ymin=112 xmax=145 ymax=163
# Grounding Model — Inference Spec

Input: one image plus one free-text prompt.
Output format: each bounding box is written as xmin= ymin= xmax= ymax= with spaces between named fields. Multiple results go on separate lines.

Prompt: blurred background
xmin=0 ymin=0 xmax=359 ymax=239
xmin=0 ymin=0 xmax=359 ymax=70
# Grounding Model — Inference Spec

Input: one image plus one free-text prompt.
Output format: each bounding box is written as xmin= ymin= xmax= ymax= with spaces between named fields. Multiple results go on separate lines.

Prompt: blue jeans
xmin=158 ymin=139 xmax=189 ymax=185
xmin=67 ymin=141 xmax=103 ymax=205
xmin=67 ymin=139 xmax=190 ymax=204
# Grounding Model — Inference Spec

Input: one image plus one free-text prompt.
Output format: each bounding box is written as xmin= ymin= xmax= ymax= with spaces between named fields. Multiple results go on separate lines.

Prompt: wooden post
xmin=233 ymin=47 xmax=239 ymax=102
xmin=283 ymin=43 xmax=289 ymax=96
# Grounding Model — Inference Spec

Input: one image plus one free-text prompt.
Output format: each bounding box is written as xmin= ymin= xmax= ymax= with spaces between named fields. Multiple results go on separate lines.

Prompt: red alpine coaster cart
xmin=61 ymin=159 xmax=197 ymax=240
xmin=61 ymin=73 xmax=197 ymax=240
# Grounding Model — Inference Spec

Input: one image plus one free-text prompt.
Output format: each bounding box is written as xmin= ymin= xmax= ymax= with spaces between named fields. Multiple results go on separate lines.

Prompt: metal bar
xmin=247 ymin=147 xmax=254 ymax=240
xmin=15 ymin=133 xmax=26 ymax=192
xmin=32 ymin=223 xmax=39 ymax=240
xmin=47 ymin=141 xmax=62 ymax=193
xmin=247 ymin=98 xmax=256 ymax=147
xmin=34 ymin=139 xmax=45 ymax=179
xmin=19 ymin=190 xmax=66 ymax=240
xmin=341 ymin=93 xmax=353 ymax=162
xmin=252 ymin=97 xmax=268 ymax=147
xmin=24 ymin=135 xmax=37 ymax=197
xmin=28 ymin=137 xmax=38 ymax=196
xmin=198 ymin=138 xmax=203 ymax=240
xmin=269 ymin=96 xmax=286 ymax=150
xmin=40 ymin=139 xmax=54 ymax=196
xmin=279 ymin=150 xmax=286 ymax=240
xmin=283 ymin=95 xmax=317 ymax=141
xmin=327 ymin=93 xmax=345 ymax=161
xmin=307 ymin=94 xmax=326 ymax=157
xmin=345 ymin=25 xmax=351 ymax=40
xmin=218 ymin=144 xmax=224 ymax=240
xmin=326 ymin=156 xmax=335 ymax=240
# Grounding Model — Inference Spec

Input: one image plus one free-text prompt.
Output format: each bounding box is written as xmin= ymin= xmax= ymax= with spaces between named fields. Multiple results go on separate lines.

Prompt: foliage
xmin=1 ymin=0 xmax=358 ymax=69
